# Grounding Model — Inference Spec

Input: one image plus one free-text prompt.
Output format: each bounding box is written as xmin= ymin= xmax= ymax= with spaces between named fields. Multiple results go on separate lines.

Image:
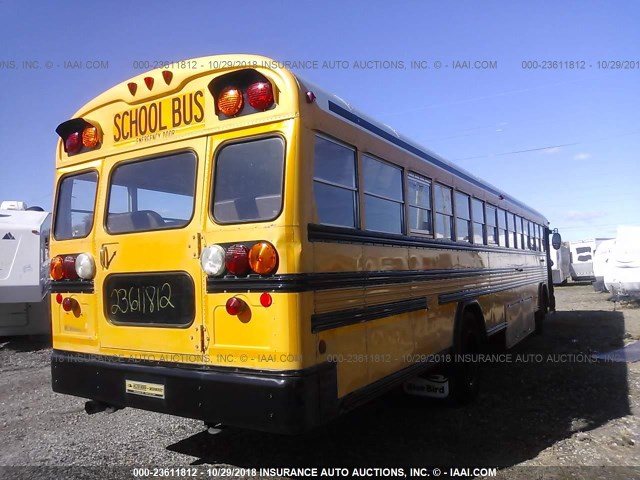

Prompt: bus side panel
xmin=318 ymin=325 xmax=368 ymax=398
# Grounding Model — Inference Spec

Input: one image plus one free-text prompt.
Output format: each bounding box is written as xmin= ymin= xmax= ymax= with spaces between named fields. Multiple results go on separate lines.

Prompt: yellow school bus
xmin=50 ymin=54 xmax=555 ymax=434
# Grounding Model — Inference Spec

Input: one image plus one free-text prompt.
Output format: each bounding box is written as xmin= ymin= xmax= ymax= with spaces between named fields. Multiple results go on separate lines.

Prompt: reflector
xmin=162 ymin=70 xmax=173 ymax=85
xmin=144 ymin=77 xmax=154 ymax=90
xmin=260 ymin=292 xmax=273 ymax=308
xmin=127 ymin=82 xmax=138 ymax=95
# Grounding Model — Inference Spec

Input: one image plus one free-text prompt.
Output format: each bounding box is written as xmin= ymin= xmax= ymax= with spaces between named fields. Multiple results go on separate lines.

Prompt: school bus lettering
xmin=171 ymin=90 xmax=205 ymax=127
xmin=112 ymin=90 xmax=204 ymax=143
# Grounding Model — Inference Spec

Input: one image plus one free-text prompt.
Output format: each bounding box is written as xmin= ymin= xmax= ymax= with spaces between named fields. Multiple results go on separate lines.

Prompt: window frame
xmin=497 ymin=207 xmax=508 ymax=247
xmin=105 ymin=149 xmax=199 ymax=235
xmin=433 ymin=183 xmax=454 ymax=241
xmin=407 ymin=172 xmax=433 ymax=236
xmin=53 ymin=168 xmax=100 ymax=241
xmin=454 ymin=190 xmax=472 ymax=243
xmin=485 ymin=204 xmax=498 ymax=245
xmin=211 ymin=135 xmax=287 ymax=226
xmin=313 ymin=133 xmax=359 ymax=229
xmin=471 ymin=197 xmax=485 ymax=245
xmin=361 ymin=153 xmax=405 ymax=234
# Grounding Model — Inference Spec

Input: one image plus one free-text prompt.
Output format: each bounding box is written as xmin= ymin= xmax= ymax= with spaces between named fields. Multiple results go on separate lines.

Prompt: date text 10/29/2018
xmin=130 ymin=466 xmax=497 ymax=478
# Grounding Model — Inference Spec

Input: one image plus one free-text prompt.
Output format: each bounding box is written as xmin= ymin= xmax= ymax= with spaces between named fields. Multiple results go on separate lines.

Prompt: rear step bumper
xmin=51 ymin=350 xmax=337 ymax=434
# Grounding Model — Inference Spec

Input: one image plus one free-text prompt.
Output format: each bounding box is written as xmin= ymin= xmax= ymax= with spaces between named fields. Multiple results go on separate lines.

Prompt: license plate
xmin=104 ymin=272 xmax=195 ymax=326
xmin=125 ymin=380 xmax=165 ymax=399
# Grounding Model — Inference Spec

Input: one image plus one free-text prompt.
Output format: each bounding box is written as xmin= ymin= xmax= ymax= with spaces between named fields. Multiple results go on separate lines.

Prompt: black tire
xmin=535 ymin=288 xmax=548 ymax=335
xmin=447 ymin=311 xmax=481 ymax=405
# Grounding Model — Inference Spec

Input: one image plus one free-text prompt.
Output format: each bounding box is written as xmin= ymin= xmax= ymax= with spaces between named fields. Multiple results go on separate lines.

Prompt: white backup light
xmin=75 ymin=253 xmax=96 ymax=279
xmin=200 ymin=244 xmax=226 ymax=276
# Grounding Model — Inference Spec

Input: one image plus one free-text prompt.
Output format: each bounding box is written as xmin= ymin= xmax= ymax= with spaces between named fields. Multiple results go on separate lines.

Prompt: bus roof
xmin=63 ymin=53 xmax=547 ymax=224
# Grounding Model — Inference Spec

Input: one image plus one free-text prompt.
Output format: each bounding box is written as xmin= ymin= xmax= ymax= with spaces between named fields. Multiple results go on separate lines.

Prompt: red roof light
xmin=247 ymin=82 xmax=274 ymax=111
xmin=64 ymin=132 xmax=82 ymax=153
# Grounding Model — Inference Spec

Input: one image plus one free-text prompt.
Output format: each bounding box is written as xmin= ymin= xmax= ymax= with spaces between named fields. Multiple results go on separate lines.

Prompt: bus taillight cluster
xmin=200 ymin=241 xmax=278 ymax=277
xmin=217 ymin=81 xmax=274 ymax=116
xmin=50 ymin=253 xmax=96 ymax=281
xmin=55 ymin=119 xmax=102 ymax=155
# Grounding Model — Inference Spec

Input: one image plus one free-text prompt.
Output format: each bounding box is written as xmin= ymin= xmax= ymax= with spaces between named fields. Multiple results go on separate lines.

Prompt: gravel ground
xmin=0 ymin=284 xmax=639 ymax=479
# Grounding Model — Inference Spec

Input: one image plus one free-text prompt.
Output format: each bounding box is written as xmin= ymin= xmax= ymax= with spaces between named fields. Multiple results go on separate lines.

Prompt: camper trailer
xmin=593 ymin=238 xmax=616 ymax=292
xmin=568 ymin=238 xmax=611 ymax=281
xmin=605 ymin=226 xmax=640 ymax=296
xmin=550 ymin=244 xmax=571 ymax=285
xmin=0 ymin=201 xmax=51 ymax=336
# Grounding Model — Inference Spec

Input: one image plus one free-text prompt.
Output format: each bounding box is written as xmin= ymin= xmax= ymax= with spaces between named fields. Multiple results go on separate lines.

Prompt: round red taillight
xmin=63 ymin=256 xmax=78 ymax=280
xmin=62 ymin=297 xmax=74 ymax=312
xmin=55 ymin=293 xmax=63 ymax=304
xmin=225 ymin=297 xmax=246 ymax=316
xmin=247 ymin=82 xmax=274 ymax=111
xmin=65 ymin=132 xmax=82 ymax=153
xmin=225 ymin=244 xmax=249 ymax=275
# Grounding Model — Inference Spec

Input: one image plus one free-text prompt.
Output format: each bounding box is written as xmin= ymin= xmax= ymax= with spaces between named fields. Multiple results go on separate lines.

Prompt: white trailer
xmin=549 ymin=244 xmax=571 ymax=285
xmin=0 ymin=201 xmax=51 ymax=336
xmin=568 ymin=238 xmax=611 ymax=281
xmin=605 ymin=226 xmax=640 ymax=296
xmin=592 ymin=238 xmax=616 ymax=292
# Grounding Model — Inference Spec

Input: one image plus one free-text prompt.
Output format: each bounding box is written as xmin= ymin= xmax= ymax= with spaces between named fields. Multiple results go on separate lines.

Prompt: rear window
xmin=106 ymin=151 xmax=197 ymax=234
xmin=53 ymin=171 xmax=98 ymax=240
xmin=212 ymin=136 xmax=285 ymax=223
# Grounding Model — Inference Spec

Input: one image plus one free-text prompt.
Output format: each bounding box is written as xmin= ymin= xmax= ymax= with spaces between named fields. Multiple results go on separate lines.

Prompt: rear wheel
xmin=535 ymin=287 xmax=549 ymax=335
xmin=447 ymin=311 xmax=482 ymax=405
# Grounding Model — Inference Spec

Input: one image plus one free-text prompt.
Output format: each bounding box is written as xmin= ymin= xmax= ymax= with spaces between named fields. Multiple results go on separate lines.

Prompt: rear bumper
xmin=51 ymin=350 xmax=338 ymax=434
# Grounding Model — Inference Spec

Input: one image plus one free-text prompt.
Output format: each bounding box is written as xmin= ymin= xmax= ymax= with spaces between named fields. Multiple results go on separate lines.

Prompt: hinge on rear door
xmin=199 ymin=325 xmax=209 ymax=353
xmin=191 ymin=233 xmax=204 ymax=259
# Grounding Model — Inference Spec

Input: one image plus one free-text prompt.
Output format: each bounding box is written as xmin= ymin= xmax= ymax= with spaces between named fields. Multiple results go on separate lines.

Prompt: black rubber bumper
xmin=51 ymin=350 xmax=338 ymax=434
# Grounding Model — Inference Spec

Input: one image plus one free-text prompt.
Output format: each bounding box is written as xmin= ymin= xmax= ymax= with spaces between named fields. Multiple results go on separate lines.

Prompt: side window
xmin=516 ymin=216 xmax=524 ymax=249
xmin=53 ymin=171 xmax=98 ymax=240
xmin=434 ymin=184 xmax=453 ymax=240
xmin=313 ymin=136 xmax=357 ymax=228
xmin=362 ymin=155 xmax=404 ymax=234
xmin=486 ymin=205 xmax=498 ymax=245
xmin=108 ymin=151 xmax=197 ymax=233
xmin=540 ymin=225 xmax=546 ymax=252
xmin=497 ymin=208 xmax=508 ymax=247
xmin=455 ymin=192 xmax=471 ymax=242
xmin=408 ymin=173 xmax=432 ymax=234
xmin=507 ymin=213 xmax=517 ymax=249
xmin=213 ymin=137 xmax=284 ymax=224
xmin=524 ymin=220 xmax=531 ymax=250
xmin=471 ymin=198 xmax=485 ymax=244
